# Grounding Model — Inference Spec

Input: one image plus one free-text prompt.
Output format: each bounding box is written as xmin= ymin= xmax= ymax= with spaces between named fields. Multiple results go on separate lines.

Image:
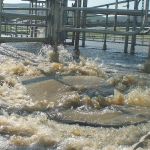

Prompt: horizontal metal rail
xmin=1 ymin=22 xmax=47 ymax=27
xmin=63 ymin=0 xmax=149 ymax=36
xmin=64 ymin=7 xmax=143 ymax=16
xmin=3 ymin=7 xmax=48 ymax=11
xmin=0 ymin=37 xmax=47 ymax=43
xmin=0 ymin=12 xmax=47 ymax=20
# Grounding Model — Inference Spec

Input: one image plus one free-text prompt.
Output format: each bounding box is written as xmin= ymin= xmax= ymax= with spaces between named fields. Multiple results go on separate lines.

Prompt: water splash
xmin=0 ymin=43 xmax=149 ymax=149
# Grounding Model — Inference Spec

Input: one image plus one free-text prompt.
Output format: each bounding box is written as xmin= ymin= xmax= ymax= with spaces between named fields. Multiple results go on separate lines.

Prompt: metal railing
xmin=0 ymin=0 xmax=48 ymax=43
xmin=0 ymin=0 xmax=150 ymax=57
xmin=62 ymin=0 xmax=149 ymax=36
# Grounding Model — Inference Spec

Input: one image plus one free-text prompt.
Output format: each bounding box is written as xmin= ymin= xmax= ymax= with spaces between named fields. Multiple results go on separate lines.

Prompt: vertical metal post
xmin=21 ymin=21 xmax=23 ymax=37
xmin=65 ymin=0 xmax=68 ymax=40
xmin=148 ymin=42 xmax=150 ymax=59
xmin=0 ymin=0 xmax=3 ymax=37
xmin=34 ymin=0 xmax=37 ymax=37
xmin=124 ymin=0 xmax=129 ymax=53
xmin=15 ymin=20 xmax=17 ymax=37
xmin=141 ymin=0 xmax=144 ymax=45
xmin=45 ymin=0 xmax=49 ymax=39
xmin=114 ymin=0 xmax=118 ymax=31
xmin=50 ymin=0 xmax=55 ymax=44
xmin=60 ymin=0 xmax=68 ymax=43
xmin=130 ymin=0 xmax=138 ymax=54
xmin=60 ymin=0 xmax=63 ymax=33
xmin=72 ymin=0 xmax=77 ymax=46
xmin=46 ymin=0 xmax=60 ymax=61
xmin=4 ymin=18 xmax=6 ymax=35
xmin=82 ymin=0 xmax=88 ymax=47
xmin=103 ymin=4 xmax=109 ymax=50
xmin=73 ymin=0 xmax=82 ymax=59
xmin=46 ymin=0 xmax=54 ymax=44
xmin=113 ymin=0 xmax=118 ymax=41
xmin=53 ymin=0 xmax=59 ymax=49
xmin=42 ymin=2 xmax=44 ymax=15
xmin=30 ymin=1 xmax=34 ymax=37
xmin=10 ymin=23 xmax=12 ymax=37
xmin=49 ymin=0 xmax=60 ymax=62
xmin=27 ymin=25 xmax=28 ymax=37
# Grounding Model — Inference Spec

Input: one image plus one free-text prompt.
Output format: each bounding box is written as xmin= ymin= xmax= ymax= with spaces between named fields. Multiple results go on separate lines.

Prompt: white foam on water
xmin=0 ymin=43 xmax=149 ymax=149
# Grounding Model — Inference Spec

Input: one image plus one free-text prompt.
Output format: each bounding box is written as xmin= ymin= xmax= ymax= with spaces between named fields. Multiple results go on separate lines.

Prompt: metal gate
xmin=0 ymin=0 xmax=150 ymax=57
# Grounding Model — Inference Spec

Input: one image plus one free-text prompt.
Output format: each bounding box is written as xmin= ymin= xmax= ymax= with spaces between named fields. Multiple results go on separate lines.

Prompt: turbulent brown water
xmin=0 ymin=41 xmax=150 ymax=150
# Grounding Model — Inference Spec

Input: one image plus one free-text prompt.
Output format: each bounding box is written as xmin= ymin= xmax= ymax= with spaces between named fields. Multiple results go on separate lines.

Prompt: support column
xmin=59 ymin=0 xmax=68 ymax=43
xmin=15 ymin=20 xmax=17 ymax=37
xmin=34 ymin=0 xmax=38 ymax=37
xmin=148 ymin=43 xmax=150 ymax=59
xmin=45 ymin=0 xmax=49 ymax=38
xmin=27 ymin=25 xmax=28 ymax=37
xmin=30 ymin=1 xmax=34 ymax=37
xmin=4 ymin=18 xmax=6 ymax=35
xmin=45 ymin=0 xmax=54 ymax=44
xmin=130 ymin=0 xmax=138 ymax=54
xmin=42 ymin=2 xmax=44 ymax=15
xmin=114 ymin=0 xmax=118 ymax=32
xmin=53 ymin=0 xmax=59 ymax=49
xmin=124 ymin=0 xmax=129 ymax=53
xmin=48 ymin=0 xmax=60 ymax=62
xmin=143 ymin=42 xmax=150 ymax=73
xmin=71 ymin=0 xmax=77 ymax=46
xmin=82 ymin=0 xmax=88 ymax=47
xmin=73 ymin=0 xmax=82 ymax=59
xmin=50 ymin=0 xmax=55 ymax=44
xmin=103 ymin=4 xmax=109 ymax=50
xmin=0 ymin=0 xmax=3 ymax=37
